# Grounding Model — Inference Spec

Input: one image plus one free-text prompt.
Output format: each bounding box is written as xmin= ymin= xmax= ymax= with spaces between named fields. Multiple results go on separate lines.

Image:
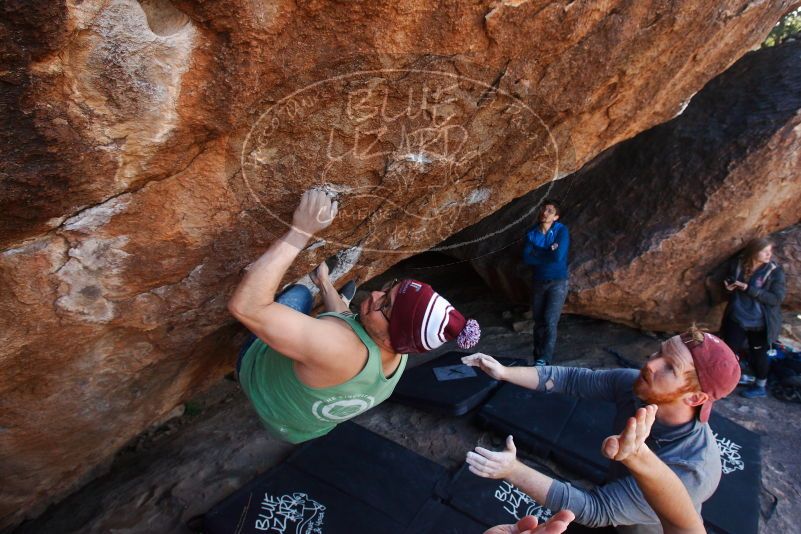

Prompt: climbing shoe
xmin=738 ymin=374 xmax=755 ymax=386
xmin=339 ymin=280 xmax=357 ymax=306
xmin=741 ymin=385 xmax=767 ymax=399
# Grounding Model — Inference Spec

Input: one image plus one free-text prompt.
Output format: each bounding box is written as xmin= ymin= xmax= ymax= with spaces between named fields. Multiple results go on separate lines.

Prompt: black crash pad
xmin=392 ymin=352 xmax=525 ymax=416
xmin=551 ymin=398 xmax=616 ymax=483
xmin=285 ymin=421 xmax=447 ymax=524
xmin=478 ymin=383 xmax=578 ymax=457
xmin=406 ymin=499 xmax=488 ymax=534
xmin=445 ymin=463 xmax=556 ymax=527
xmin=443 ymin=463 xmax=615 ymax=533
xmin=703 ymin=413 xmax=762 ymax=534
xmin=203 ymin=422 xmax=448 ymax=534
xmin=203 ymin=463 xmax=407 ymax=533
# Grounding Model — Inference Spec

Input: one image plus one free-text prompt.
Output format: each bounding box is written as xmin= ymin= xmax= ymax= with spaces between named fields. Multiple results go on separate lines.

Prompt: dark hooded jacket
xmin=722 ymin=258 xmax=786 ymax=345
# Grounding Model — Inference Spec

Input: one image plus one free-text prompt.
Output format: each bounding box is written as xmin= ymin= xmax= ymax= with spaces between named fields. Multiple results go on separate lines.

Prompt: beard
xmin=633 ymin=370 xmax=693 ymax=405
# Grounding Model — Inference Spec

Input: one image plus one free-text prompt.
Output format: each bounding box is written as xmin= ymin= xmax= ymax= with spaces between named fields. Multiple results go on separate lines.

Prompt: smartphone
xmin=725 ymin=277 xmax=735 ymax=285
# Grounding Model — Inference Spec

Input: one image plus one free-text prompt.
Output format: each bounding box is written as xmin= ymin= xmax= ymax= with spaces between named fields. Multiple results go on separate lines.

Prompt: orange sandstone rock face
xmin=0 ymin=0 xmax=795 ymax=526
xmin=450 ymin=41 xmax=801 ymax=332
xmin=772 ymin=223 xmax=801 ymax=312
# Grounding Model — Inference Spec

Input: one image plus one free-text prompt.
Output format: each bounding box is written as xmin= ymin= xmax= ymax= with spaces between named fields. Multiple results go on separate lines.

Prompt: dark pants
xmin=531 ymin=278 xmax=568 ymax=363
xmin=721 ymin=315 xmax=769 ymax=380
xmin=235 ymin=285 xmax=314 ymax=375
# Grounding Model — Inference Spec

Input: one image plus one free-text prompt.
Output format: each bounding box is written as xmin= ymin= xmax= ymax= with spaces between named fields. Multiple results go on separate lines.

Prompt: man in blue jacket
xmin=523 ymin=199 xmax=569 ymax=366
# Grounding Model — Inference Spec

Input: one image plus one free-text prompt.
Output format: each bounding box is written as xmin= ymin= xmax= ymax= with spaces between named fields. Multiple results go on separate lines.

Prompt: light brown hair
xmin=680 ymin=324 xmax=704 ymax=394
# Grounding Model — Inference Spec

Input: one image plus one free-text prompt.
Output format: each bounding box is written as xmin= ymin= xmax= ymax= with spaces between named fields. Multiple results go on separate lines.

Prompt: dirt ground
xmin=9 ymin=254 xmax=801 ymax=534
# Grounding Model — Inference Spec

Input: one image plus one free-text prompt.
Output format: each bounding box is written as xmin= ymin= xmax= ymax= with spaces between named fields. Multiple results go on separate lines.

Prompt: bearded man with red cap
xmin=463 ymin=326 xmax=740 ymax=534
xmin=228 ymin=190 xmax=480 ymax=444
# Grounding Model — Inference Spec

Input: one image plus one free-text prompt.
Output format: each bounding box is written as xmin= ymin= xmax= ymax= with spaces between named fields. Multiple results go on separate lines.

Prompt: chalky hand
xmin=466 ymin=435 xmax=517 ymax=479
xmin=462 ymin=353 xmax=506 ymax=380
xmin=601 ymin=404 xmax=657 ymax=462
xmin=292 ymin=189 xmax=338 ymax=237
xmin=483 ymin=510 xmax=575 ymax=534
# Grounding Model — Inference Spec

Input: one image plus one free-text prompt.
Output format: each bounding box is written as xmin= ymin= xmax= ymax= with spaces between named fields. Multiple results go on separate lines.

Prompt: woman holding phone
xmin=720 ymin=237 xmax=786 ymax=398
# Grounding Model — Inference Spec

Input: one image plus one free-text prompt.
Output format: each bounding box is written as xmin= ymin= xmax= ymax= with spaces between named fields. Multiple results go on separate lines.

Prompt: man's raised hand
xmin=462 ymin=353 xmax=506 ymax=381
xmin=601 ymin=404 xmax=657 ymax=462
xmin=466 ymin=435 xmax=518 ymax=479
xmin=483 ymin=511 xmax=575 ymax=534
xmin=292 ymin=189 xmax=338 ymax=237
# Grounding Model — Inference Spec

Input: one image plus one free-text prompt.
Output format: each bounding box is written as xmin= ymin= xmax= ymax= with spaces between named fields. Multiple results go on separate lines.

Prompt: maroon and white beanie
xmin=388 ymin=279 xmax=481 ymax=354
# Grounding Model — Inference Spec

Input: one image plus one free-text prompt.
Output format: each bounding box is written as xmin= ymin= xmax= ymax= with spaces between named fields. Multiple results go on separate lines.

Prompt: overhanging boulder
xmin=1 ymin=0 xmax=796 ymax=526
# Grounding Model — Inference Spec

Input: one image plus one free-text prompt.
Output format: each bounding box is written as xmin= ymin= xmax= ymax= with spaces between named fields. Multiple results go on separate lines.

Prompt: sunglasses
xmin=373 ymin=278 xmax=399 ymax=321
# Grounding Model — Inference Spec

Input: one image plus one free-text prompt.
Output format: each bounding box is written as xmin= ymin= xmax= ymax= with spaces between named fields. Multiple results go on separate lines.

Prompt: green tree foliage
xmin=762 ymin=8 xmax=801 ymax=47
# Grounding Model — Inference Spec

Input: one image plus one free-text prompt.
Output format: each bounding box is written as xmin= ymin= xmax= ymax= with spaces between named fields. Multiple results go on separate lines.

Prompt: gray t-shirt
xmin=536 ymin=366 xmax=722 ymax=533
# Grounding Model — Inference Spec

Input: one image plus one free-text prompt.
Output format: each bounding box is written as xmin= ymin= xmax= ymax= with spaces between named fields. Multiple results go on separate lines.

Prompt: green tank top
xmin=239 ymin=312 xmax=408 ymax=443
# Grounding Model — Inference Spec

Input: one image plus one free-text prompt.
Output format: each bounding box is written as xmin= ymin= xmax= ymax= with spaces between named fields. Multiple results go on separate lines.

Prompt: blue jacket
xmin=523 ymin=221 xmax=569 ymax=280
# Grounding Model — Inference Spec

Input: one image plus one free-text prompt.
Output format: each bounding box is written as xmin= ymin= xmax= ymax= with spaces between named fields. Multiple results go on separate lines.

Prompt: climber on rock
xmin=227 ymin=190 xmax=481 ymax=443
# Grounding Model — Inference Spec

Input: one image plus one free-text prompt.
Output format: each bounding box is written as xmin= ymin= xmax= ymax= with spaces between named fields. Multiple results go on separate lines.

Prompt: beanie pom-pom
xmin=457 ymin=319 xmax=481 ymax=349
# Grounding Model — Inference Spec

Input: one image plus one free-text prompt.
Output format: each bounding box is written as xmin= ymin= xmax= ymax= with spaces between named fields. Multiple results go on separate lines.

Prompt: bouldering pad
xmin=392 ymin=352 xmax=525 ymax=416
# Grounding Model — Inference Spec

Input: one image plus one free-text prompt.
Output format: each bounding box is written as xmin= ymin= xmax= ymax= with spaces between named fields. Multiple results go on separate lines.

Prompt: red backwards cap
xmin=682 ymin=332 xmax=740 ymax=423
